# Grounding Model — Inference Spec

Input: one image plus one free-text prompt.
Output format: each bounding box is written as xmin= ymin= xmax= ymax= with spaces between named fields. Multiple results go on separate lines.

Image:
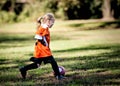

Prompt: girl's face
xmin=43 ymin=17 xmax=54 ymax=28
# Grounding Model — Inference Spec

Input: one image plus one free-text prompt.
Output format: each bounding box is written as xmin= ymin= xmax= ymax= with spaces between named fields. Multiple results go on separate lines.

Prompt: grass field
xmin=0 ymin=20 xmax=120 ymax=86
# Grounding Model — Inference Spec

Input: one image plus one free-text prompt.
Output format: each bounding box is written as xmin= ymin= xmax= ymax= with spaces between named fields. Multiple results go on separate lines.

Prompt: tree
xmin=56 ymin=0 xmax=92 ymax=19
xmin=102 ymin=0 xmax=115 ymax=20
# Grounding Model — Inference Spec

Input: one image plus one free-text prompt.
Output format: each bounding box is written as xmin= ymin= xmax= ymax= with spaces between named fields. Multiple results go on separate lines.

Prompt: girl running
xmin=19 ymin=13 xmax=64 ymax=80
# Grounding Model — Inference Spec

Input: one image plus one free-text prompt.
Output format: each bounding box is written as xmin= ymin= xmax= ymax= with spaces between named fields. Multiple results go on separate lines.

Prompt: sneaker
xmin=19 ymin=67 xmax=27 ymax=79
xmin=56 ymin=75 xmax=65 ymax=80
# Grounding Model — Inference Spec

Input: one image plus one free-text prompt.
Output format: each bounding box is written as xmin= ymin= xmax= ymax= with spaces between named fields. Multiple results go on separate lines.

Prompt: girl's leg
xmin=48 ymin=56 xmax=65 ymax=80
xmin=48 ymin=56 xmax=60 ymax=76
xmin=19 ymin=58 xmax=42 ymax=79
xmin=21 ymin=62 xmax=40 ymax=71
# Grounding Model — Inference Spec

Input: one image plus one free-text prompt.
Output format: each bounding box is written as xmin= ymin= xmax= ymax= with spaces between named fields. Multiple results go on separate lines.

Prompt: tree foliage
xmin=0 ymin=0 xmax=120 ymax=23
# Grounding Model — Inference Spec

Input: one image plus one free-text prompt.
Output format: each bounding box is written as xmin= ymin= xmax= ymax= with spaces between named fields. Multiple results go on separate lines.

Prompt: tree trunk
xmin=10 ymin=0 xmax=15 ymax=12
xmin=102 ymin=0 xmax=115 ymax=20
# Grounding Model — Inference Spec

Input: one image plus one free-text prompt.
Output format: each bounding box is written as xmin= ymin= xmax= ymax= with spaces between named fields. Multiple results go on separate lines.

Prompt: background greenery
xmin=0 ymin=0 xmax=120 ymax=24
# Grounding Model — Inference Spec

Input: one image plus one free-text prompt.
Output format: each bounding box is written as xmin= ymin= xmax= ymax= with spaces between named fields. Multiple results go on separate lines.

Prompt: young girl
xmin=19 ymin=13 xmax=64 ymax=80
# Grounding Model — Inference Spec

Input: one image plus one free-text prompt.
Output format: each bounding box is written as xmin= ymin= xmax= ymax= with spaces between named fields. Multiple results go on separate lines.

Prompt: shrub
xmin=0 ymin=11 xmax=17 ymax=24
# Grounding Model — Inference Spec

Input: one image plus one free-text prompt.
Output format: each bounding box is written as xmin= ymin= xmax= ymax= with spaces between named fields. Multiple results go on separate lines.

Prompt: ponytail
xmin=37 ymin=17 xmax=43 ymax=24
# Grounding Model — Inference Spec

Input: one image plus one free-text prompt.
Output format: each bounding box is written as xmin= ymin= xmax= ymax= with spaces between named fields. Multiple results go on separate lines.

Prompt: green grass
xmin=68 ymin=19 xmax=120 ymax=30
xmin=0 ymin=20 xmax=120 ymax=86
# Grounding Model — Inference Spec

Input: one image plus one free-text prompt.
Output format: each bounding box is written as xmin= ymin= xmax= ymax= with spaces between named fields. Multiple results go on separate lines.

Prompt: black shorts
xmin=30 ymin=56 xmax=55 ymax=64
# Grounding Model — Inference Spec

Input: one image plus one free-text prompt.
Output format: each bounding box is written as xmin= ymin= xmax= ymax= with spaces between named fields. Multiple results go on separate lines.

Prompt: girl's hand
xmin=38 ymin=39 xmax=46 ymax=46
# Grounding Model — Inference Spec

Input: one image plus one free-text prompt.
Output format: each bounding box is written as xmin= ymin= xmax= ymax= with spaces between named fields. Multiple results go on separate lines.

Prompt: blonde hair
xmin=37 ymin=13 xmax=55 ymax=27
xmin=43 ymin=13 xmax=55 ymax=22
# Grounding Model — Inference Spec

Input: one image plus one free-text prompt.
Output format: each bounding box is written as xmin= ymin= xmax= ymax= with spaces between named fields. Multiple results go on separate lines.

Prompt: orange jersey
xmin=34 ymin=25 xmax=52 ymax=58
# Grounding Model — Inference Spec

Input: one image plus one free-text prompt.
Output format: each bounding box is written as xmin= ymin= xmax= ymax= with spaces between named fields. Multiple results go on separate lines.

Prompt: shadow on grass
xmin=0 ymin=34 xmax=33 ymax=43
xmin=54 ymin=48 xmax=120 ymax=71
xmin=0 ymin=43 xmax=120 ymax=85
xmin=78 ymin=72 xmax=120 ymax=85
xmin=0 ymin=58 xmax=29 ymax=72
xmin=0 ymin=34 xmax=69 ymax=44
xmin=69 ymin=20 xmax=120 ymax=30
xmin=53 ymin=44 xmax=120 ymax=85
xmin=53 ymin=44 xmax=120 ymax=70
xmin=99 ymin=21 xmax=120 ymax=28
xmin=53 ymin=44 xmax=118 ymax=53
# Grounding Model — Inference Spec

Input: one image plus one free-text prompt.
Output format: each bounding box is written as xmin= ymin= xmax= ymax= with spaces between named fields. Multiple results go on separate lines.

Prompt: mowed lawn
xmin=0 ymin=20 xmax=120 ymax=86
